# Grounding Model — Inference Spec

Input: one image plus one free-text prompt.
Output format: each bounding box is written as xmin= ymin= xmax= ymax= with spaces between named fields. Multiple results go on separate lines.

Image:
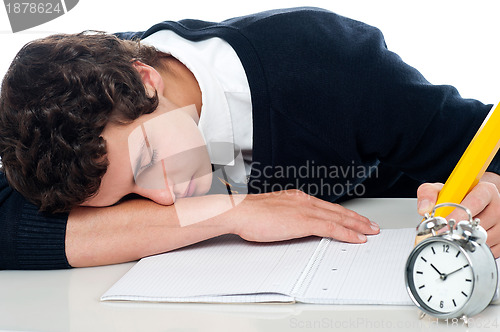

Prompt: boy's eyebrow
xmin=131 ymin=124 xmax=170 ymax=191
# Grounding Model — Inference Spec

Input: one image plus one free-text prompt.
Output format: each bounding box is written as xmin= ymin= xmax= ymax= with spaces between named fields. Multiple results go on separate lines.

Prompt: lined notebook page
xmin=102 ymin=228 xmax=498 ymax=304
xmin=101 ymin=234 xmax=321 ymax=303
xmin=295 ymin=228 xmax=416 ymax=305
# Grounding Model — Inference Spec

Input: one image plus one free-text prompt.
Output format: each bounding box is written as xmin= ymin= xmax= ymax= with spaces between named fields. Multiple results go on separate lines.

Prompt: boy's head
xmin=0 ymin=32 xmax=164 ymax=213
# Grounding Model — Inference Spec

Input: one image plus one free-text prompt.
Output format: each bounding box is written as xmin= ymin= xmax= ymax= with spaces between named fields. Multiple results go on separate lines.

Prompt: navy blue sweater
xmin=1 ymin=7 xmax=498 ymax=269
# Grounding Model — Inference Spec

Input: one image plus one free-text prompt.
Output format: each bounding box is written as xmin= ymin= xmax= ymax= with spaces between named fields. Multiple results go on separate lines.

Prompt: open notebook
xmin=101 ymin=228 xmax=411 ymax=304
xmin=101 ymin=228 xmax=500 ymax=305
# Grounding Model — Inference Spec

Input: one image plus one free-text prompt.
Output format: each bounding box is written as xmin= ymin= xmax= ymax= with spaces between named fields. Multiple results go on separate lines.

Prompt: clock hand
xmin=430 ymin=263 xmax=444 ymax=277
xmin=441 ymin=267 xmax=463 ymax=280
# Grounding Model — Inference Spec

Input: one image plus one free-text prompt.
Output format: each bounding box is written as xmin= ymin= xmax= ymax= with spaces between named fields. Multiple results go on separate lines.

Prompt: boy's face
xmin=82 ymin=97 xmax=213 ymax=207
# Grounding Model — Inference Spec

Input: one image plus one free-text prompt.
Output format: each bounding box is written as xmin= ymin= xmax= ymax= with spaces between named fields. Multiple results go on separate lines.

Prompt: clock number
xmin=440 ymin=300 xmax=444 ymax=308
xmin=443 ymin=244 xmax=450 ymax=253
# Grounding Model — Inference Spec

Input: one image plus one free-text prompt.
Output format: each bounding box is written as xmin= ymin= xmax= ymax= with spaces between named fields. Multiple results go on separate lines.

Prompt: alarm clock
xmin=405 ymin=203 xmax=498 ymax=321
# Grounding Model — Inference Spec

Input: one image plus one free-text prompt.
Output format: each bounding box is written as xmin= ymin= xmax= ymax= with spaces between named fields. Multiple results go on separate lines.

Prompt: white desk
xmin=1 ymin=199 xmax=498 ymax=332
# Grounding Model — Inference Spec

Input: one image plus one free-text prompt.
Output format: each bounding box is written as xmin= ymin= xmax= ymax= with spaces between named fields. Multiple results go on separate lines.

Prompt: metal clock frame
xmin=405 ymin=203 xmax=498 ymax=320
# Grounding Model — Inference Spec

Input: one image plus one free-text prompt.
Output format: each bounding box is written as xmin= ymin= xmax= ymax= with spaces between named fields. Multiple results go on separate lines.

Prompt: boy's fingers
xmin=308 ymin=207 xmax=379 ymax=243
xmin=312 ymin=199 xmax=380 ymax=233
xmin=490 ymin=244 xmax=500 ymax=259
xmin=485 ymin=224 xmax=500 ymax=248
xmin=416 ymin=182 xmax=444 ymax=215
xmin=447 ymin=182 xmax=498 ymax=225
xmin=315 ymin=221 xmax=369 ymax=244
xmin=281 ymin=189 xmax=379 ymax=243
xmin=311 ymin=195 xmax=373 ymax=224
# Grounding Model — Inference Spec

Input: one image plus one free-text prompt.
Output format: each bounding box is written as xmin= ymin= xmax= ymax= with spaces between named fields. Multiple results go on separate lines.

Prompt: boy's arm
xmin=66 ymin=190 xmax=379 ymax=267
xmin=2 ymin=165 xmax=377 ymax=269
xmin=66 ymin=195 xmax=232 ymax=267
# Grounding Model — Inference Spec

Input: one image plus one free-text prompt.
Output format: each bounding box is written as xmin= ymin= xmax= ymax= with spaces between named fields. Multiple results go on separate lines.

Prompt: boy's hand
xmin=417 ymin=172 xmax=500 ymax=258
xmin=229 ymin=189 xmax=380 ymax=244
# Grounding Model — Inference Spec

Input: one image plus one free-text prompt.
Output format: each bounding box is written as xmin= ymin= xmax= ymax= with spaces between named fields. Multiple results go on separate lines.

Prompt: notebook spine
xmin=290 ymin=237 xmax=331 ymax=297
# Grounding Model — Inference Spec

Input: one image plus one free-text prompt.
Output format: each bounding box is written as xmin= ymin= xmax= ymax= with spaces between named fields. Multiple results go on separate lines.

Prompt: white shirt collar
xmin=142 ymin=30 xmax=236 ymax=166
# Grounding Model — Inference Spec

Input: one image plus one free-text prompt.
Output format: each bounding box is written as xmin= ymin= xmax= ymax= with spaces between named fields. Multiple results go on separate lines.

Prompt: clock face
xmin=409 ymin=239 xmax=474 ymax=314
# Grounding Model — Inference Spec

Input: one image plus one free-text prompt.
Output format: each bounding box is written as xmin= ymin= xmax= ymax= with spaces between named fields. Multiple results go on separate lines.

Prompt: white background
xmin=1 ymin=0 xmax=499 ymax=104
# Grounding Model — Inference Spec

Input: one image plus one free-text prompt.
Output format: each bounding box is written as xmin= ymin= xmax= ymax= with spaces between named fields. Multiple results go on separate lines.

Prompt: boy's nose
xmin=133 ymin=181 xmax=176 ymax=206
xmin=150 ymin=188 xmax=176 ymax=206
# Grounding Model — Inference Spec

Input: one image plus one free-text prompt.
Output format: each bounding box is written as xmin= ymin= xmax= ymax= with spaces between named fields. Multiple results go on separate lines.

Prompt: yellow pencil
xmin=415 ymin=102 xmax=500 ymax=244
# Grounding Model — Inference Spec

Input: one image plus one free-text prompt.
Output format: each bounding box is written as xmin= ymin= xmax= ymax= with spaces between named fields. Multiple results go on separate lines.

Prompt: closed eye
xmin=133 ymin=143 xmax=158 ymax=178
xmin=139 ymin=149 xmax=158 ymax=172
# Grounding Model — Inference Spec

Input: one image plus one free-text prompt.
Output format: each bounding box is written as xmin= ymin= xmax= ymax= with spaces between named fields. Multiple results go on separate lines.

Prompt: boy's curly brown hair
xmin=0 ymin=32 xmax=166 ymax=213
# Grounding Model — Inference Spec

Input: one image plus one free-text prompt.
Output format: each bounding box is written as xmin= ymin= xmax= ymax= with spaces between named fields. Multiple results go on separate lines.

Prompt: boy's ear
xmin=131 ymin=61 xmax=165 ymax=97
